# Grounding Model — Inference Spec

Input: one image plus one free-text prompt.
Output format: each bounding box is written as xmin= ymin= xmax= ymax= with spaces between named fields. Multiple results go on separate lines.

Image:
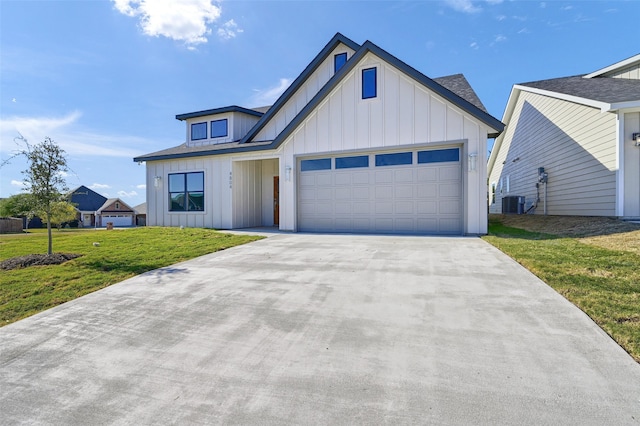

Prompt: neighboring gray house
xmin=135 ymin=33 xmax=504 ymax=235
xmin=488 ymin=54 xmax=640 ymax=218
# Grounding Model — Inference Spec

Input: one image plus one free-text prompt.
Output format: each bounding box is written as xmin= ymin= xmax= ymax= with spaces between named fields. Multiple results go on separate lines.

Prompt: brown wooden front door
xmin=273 ymin=176 xmax=279 ymax=226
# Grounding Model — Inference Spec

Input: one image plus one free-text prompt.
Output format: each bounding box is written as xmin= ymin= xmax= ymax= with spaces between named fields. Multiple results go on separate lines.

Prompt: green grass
xmin=0 ymin=227 xmax=262 ymax=326
xmin=483 ymin=218 xmax=640 ymax=362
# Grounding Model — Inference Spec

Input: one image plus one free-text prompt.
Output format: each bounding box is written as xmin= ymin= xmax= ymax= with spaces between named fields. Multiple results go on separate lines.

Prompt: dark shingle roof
xmin=134 ymin=140 xmax=274 ymax=162
xmin=519 ymin=75 xmax=640 ymax=104
xmin=433 ymin=74 xmax=488 ymax=113
xmin=68 ymin=185 xmax=107 ymax=211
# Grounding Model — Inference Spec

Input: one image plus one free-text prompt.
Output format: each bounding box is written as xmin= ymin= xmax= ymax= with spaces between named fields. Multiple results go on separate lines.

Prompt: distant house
xmin=97 ymin=199 xmax=135 ymax=227
xmin=69 ymin=185 xmax=107 ymax=227
xmin=134 ymin=33 xmax=503 ymax=235
xmin=133 ymin=202 xmax=146 ymax=226
xmin=68 ymin=186 xmax=136 ymax=227
xmin=488 ymin=54 xmax=640 ymax=218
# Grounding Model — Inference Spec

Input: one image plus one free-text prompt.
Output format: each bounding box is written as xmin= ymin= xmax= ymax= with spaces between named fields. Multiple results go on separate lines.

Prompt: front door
xmin=273 ymin=176 xmax=280 ymax=226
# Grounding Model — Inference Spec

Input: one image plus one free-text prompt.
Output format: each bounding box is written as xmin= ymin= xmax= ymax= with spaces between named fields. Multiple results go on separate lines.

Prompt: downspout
xmin=538 ymin=167 xmax=548 ymax=215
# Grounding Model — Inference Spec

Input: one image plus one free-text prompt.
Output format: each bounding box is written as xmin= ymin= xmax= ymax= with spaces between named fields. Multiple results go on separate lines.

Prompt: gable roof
xmin=239 ymin=32 xmax=361 ymax=144
xmin=517 ymin=75 xmax=640 ymax=110
xmin=68 ymin=185 xmax=107 ymax=212
xmin=134 ymin=34 xmax=503 ymax=163
xmin=584 ymin=53 xmax=640 ymax=79
xmin=97 ymin=198 xmax=135 ymax=213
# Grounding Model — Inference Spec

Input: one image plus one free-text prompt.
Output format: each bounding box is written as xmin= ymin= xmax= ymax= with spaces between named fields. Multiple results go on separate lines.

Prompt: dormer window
xmin=334 ymin=53 xmax=347 ymax=73
xmin=362 ymin=67 xmax=377 ymax=99
xmin=211 ymin=119 xmax=228 ymax=138
xmin=191 ymin=122 xmax=207 ymax=140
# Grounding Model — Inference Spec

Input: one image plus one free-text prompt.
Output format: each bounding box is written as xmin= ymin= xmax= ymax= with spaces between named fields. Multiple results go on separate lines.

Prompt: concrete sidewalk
xmin=1 ymin=234 xmax=639 ymax=425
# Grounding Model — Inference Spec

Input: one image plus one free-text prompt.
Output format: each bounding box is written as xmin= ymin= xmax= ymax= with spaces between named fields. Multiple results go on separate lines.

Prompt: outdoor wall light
xmin=468 ymin=153 xmax=478 ymax=172
xmin=285 ymin=165 xmax=292 ymax=181
xmin=633 ymin=133 xmax=640 ymax=147
xmin=153 ymin=176 xmax=162 ymax=188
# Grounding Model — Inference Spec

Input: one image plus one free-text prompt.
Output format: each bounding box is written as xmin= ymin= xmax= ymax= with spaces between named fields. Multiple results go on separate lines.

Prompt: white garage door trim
xmin=101 ymin=215 xmax=133 ymax=227
xmin=297 ymin=146 xmax=463 ymax=235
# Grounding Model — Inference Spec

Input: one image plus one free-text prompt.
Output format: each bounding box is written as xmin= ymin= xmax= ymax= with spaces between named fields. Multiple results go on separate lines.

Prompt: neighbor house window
xmin=191 ymin=122 xmax=207 ymax=140
xmin=169 ymin=172 xmax=204 ymax=212
xmin=362 ymin=67 xmax=377 ymax=99
xmin=115 ymin=202 xmax=120 ymax=210
xmin=491 ymin=182 xmax=496 ymax=204
xmin=211 ymin=119 xmax=228 ymax=138
xmin=334 ymin=53 xmax=347 ymax=73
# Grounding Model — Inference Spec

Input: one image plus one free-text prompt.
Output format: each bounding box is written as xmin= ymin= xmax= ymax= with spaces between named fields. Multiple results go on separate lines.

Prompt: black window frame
xmin=191 ymin=122 xmax=207 ymax=141
xmin=210 ymin=118 xmax=228 ymax=138
xmin=168 ymin=171 xmax=205 ymax=212
xmin=334 ymin=52 xmax=348 ymax=73
xmin=362 ymin=67 xmax=377 ymax=99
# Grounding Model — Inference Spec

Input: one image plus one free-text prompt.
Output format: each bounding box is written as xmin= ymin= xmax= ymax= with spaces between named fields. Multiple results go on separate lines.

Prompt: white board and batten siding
xmin=489 ymin=90 xmax=617 ymax=216
xmin=253 ymin=43 xmax=357 ymax=142
xmin=623 ymin=111 xmax=640 ymax=217
xmin=277 ymin=51 xmax=490 ymax=234
xmin=146 ymin=157 xmax=233 ymax=229
xmin=603 ymin=64 xmax=640 ymax=80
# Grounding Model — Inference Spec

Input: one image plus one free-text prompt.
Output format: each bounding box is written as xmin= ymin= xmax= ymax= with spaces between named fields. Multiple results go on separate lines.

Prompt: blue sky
xmin=1 ymin=0 xmax=638 ymax=207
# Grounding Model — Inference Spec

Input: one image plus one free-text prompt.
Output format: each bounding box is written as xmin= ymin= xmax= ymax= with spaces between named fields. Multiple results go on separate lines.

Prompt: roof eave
xmin=175 ymin=106 xmax=264 ymax=121
xmin=133 ymin=142 xmax=277 ymax=162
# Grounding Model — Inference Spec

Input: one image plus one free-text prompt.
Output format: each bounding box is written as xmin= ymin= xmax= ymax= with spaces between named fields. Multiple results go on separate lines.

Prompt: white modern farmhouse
xmin=488 ymin=54 xmax=640 ymax=218
xmin=134 ymin=33 xmax=504 ymax=235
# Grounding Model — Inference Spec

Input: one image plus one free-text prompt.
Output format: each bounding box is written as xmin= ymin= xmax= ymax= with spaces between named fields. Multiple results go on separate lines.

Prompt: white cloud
xmin=0 ymin=111 xmax=154 ymax=158
xmin=494 ymin=35 xmax=507 ymax=43
xmin=217 ymin=19 xmax=243 ymax=40
xmin=470 ymin=42 xmax=479 ymax=50
xmin=136 ymin=184 xmax=146 ymax=189
xmin=249 ymin=78 xmax=293 ymax=107
xmin=90 ymin=183 xmax=112 ymax=189
xmin=444 ymin=0 xmax=482 ymax=13
xmin=118 ymin=190 xmax=138 ymax=198
xmin=112 ymin=0 xmax=223 ymax=46
xmin=518 ymin=28 xmax=530 ymax=34
xmin=11 ymin=180 xmax=26 ymax=188
xmin=496 ymin=14 xmax=507 ymax=21
xmin=561 ymin=5 xmax=573 ymax=10
xmin=485 ymin=0 xmax=503 ymax=4
xmin=540 ymin=2 xmax=546 ymax=8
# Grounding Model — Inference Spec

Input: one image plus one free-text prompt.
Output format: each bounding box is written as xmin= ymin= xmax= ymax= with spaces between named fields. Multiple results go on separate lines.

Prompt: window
xmin=300 ymin=158 xmax=331 ymax=172
xmin=334 ymin=53 xmax=347 ymax=73
xmin=191 ymin=122 xmax=207 ymax=140
xmin=491 ymin=182 xmax=496 ymax=204
xmin=362 ymin=67 xmax=377 ymax=99
xmin=169 ymin=172 xmax=204 ymax=211
xmin=375 ymin=152 xmax=412 ymax=167
xmin=336 ymin=155 xmax=369 ymax=169
xmin=417 ymin=148 xmax=460 ymax=164
xmin=211 ymin=119 xmax=228 ymax=138
xmin=115 ymin=202 xmax=120 ymax=210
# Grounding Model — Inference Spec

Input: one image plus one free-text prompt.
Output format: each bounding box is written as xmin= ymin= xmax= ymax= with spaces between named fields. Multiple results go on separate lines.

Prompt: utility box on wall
xmin=502 ymin=196 xmax=525 ymax=214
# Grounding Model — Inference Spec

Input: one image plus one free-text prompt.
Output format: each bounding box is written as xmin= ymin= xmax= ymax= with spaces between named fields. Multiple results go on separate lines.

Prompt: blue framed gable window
xmin=211 ymin=119 xmax=228 ymax=138
xmin=362 ymin=67 xmax=377 ymax=99
xmin=191 ymin=122 xmax=207 ymax=141
xmin=169 ymin=172 xmax=204 ymax=212
xmin=334 ymin=53 xmax=347 ymax=73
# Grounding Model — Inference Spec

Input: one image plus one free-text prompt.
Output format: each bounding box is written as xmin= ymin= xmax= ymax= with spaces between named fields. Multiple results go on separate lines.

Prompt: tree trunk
xmin=46 ymin=209 xmax=52 ymax=255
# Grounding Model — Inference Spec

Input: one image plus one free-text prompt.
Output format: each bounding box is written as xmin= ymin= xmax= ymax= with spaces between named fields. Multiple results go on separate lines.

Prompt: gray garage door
xmin=297 ymin=147 xmax=462 ymax=235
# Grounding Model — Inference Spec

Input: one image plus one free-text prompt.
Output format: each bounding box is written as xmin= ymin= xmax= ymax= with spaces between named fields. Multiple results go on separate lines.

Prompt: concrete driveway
xmin=1 ymin=234 xmax=639 ymax=425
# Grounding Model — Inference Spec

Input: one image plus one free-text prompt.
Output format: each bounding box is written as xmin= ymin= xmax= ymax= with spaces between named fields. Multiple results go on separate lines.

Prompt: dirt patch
xmin=490 ymin=214 xmax=640 ymax=238
xmin=0 ymin=253 xmax=82 ymax=270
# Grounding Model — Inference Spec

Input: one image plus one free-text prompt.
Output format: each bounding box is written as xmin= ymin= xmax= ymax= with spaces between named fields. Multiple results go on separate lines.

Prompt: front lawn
xmin=483 ymin=216 xmax=640 ymax=362
xmin=0 ymin=227 xmax=262 ymax=326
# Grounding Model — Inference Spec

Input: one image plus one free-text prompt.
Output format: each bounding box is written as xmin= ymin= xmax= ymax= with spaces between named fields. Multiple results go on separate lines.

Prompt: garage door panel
xmin=298 ymin=148 xmax=462 ymax=235
xmin=418 ymin=184 xmax=437 ymax=198
xmin=396 ymin=185 xmax=414 ymax=198
xmin=102 ymin=215 xmax=132 ymax=227
xmin=395 ymin=201 xmax=415 ymax=214
xmin=395 ymin=169 xmax=413 ymax=182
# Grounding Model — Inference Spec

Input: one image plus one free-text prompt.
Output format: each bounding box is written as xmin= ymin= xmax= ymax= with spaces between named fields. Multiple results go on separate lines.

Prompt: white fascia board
xmin=608 ymin=100 xmax=640 ymax=112
xmin=488 ymin=86 xmax=520 ymax=175
xmin=584 ymin=54 xmax=640 ymax=79
xmin=515 ymin=85 xmax=609 ymax=111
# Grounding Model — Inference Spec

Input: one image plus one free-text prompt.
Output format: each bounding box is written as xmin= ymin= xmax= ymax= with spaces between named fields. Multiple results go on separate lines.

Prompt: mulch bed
xmin=0 ymin=253 xmax=82 ymax=271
